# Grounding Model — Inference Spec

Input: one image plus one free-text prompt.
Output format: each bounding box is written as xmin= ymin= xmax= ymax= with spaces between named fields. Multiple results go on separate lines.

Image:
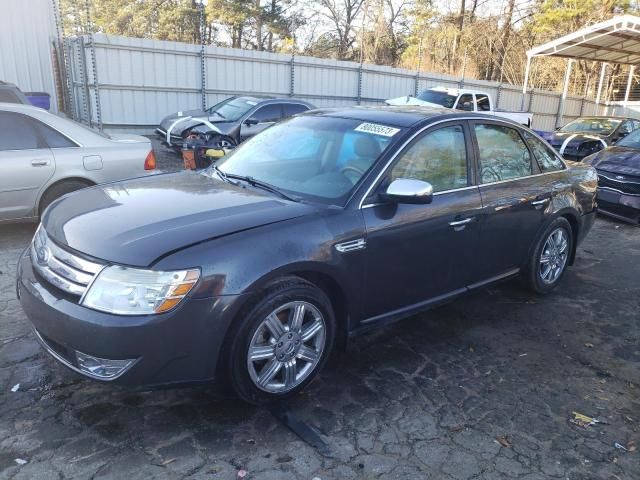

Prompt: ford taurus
xmin=17 ymin=107 xmax=597 ymax=404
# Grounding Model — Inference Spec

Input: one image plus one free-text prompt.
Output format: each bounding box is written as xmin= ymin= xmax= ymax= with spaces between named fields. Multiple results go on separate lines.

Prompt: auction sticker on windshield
xmin=355 ymin=122 xmax=400 ymax=137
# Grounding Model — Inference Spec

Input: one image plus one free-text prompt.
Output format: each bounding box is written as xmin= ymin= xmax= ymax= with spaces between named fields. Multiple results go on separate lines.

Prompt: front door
xmin=361 ymin=122 xmax=483 ymax=321
xmin=240 ymin=104 xmax=284 ymax=142
xmin=0 ymin=111 xmax=55 ymax=220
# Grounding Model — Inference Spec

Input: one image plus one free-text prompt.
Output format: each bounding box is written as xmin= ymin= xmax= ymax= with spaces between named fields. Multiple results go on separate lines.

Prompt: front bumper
xmin=155 ymin=128 xmax=184 ymax=148
xmin=596 ymin=188 xmax=640 ymax=224
xmin=17 ymin=250 xmax=245 ymax=388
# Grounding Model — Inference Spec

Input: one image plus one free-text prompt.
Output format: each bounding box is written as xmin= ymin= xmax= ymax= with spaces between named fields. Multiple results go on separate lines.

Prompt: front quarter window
xmin=216 ymin=116 xmax=399 ymax=205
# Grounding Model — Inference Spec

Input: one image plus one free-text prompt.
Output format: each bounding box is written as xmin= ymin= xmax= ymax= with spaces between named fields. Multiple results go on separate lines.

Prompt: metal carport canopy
xmin=522 ymin=15 xmax=640 ymax=121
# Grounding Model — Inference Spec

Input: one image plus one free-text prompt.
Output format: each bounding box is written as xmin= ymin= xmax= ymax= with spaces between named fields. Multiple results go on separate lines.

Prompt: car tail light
xmin=144 ymin=150 xmax=156 ymax=170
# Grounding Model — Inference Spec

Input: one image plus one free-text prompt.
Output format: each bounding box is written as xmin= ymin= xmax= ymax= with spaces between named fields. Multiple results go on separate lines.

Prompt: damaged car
xmin=545 ymin=116 xmax=640 ymax=161
xmin=156 ymin=96 xmax=314 ymax=148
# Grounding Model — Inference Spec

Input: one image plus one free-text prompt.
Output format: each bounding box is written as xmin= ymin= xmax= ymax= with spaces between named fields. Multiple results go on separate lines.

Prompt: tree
xmin=315 ymin=0 xmax=366 ymax=60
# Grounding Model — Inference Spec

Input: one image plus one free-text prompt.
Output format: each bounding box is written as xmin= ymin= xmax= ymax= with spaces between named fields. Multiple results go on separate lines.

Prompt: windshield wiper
xmin=211 ymin=165 xmax=239 ymax=185
xmin=210 ymin=110 xmax=226 ymax=120
xmin=224 ymin=173 xmax=300 ymax=202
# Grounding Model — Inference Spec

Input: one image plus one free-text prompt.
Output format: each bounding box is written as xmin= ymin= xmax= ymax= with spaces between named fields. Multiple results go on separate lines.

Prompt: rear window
xmin=0 ymin=90 xmax=21 ymax=103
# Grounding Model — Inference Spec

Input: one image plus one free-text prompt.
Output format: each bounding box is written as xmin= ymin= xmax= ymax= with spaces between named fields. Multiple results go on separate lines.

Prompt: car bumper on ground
xmin=17 ymin=250 xmax=244 ymax=388
xmin=596 ymin=188 xmax=640 ymax=224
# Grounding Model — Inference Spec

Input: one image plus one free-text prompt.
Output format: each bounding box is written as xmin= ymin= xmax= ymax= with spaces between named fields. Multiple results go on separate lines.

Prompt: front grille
xmin=598 ymin=173 xmax=640 ymax=195
xmin=31 ymin=226 xmax=104 ymax=297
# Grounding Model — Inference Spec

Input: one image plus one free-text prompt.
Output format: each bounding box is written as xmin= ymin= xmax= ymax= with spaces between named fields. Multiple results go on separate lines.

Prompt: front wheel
xmin=228 ymin=278 xmax=335 ymax=404
xmin=524 ymin=217 xmax=573 ymax=294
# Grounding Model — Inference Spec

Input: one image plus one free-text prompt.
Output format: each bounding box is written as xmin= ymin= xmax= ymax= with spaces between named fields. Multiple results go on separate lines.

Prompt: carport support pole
xmin=624 ymin=65 xmax=635 ymax=105
xmin=595 ymin=63 xmax=608 ymax=115
xmin=521 ymin=55 xmax=532 ymax=110
xmin=557 ymin=59 xmax=574 ymax=128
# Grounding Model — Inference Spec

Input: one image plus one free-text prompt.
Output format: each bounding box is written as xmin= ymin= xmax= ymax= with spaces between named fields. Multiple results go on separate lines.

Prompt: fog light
xmin=75 ymin=351 xmax=136 ymax=380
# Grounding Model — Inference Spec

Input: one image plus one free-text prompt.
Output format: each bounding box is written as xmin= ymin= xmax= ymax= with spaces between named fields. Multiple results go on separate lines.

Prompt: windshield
xmin=214 ymin=116 xmax=399 ymax=205
xmin=616 ymin=128 xmax=640 ymax=148
xmin=207 ymin=96 xmax=258 ymax=121
xmin=416 ymin=90 xmax=457 ymax=108
xmin=560 ymin=118 xmax=621 ymax=135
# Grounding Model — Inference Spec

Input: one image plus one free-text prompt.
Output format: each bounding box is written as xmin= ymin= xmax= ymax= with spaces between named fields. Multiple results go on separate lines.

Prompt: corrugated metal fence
xmin=67 ymin=33 xmax=607 ymax=134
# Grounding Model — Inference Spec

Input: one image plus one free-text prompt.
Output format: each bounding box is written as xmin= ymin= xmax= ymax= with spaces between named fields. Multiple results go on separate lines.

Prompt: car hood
xmin=159 ymin=110 xmax=233 ymax=133
xmin=586 ymin=146 xmax=640 ymax=176
xmin=42 ymin=171 xmax=316 ymax=267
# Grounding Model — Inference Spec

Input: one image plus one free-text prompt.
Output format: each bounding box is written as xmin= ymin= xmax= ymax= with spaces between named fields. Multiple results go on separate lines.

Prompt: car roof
xmin=568 ymin=116 xmax=636 ymax=121
xmin=304 ymin=105 xmax=502 ymax=128
xmin=0 ymin=102 xmax=45 ymax=113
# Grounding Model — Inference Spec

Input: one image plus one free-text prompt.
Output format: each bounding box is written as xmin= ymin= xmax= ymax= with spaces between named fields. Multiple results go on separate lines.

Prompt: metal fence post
xmin=199 ymin=2 xmax=206 ymax=110
xmin=85 ymin=0 xmax=102 ymax=129
xmin=78 ymin=37 xmax=93 ymax=127
xmin=496 ymin=83 xmax=502 ymax=109
xmin=289 ymin=55 xmax=295 ymax=96
xmin=357 ymin=63 xmax=363 ymax=105
xmin=579 ymin=96 xmax=586 ymax=116
xmin=414 ymin=72 xmax=420 ymax=97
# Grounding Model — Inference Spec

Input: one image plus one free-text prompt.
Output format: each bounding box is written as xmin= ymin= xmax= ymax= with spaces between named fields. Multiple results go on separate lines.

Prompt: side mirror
xmin=382 ymin=178 xmax=433 ymax=204
xmin=205 ymin=148 xmax=226 ymax=159
xmin=244 ymin=117 xmax=259 ymax=126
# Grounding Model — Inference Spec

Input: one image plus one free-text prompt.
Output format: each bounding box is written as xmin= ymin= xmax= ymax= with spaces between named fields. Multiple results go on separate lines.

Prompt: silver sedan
xmin=0 ymin=103 xmax=158 ymax=222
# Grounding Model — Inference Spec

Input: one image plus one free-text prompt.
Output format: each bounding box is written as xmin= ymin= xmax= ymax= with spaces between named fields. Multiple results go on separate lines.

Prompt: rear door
xmin=470 ymin=121 xmax=550 ymax=279
xmin=0 ymin=111 xmax=55 ymax=220
xmin=361 ymin=121 xmax=483 ymax=320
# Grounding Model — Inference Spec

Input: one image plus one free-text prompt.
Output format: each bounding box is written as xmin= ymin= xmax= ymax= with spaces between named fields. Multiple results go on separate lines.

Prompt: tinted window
xmin=392 ymin=125 xmax=468 ymax=192
xmin=0 ymin=90 xmax=20 ymax=103
xmin=457 ymin=94 xmax=474 ymax=111
xmin=35 ymin=121 xmax=77 ymax=148
xmin=474 ymin=124 xmax=532 ymax=183
xmin=0 ymin=112 xmax=41 ymax=151
xmin=476 ymin=94 xmax=491 ymax=111
xmin=523 ymin=132 xmax=564 ymax=172
xmin=252 ymin=104 xmax=282 ymax=123
xmin=283 ymin=103 xmax=309 ymax=117
xmin=620 ymin=120 xmax=634 ymax=135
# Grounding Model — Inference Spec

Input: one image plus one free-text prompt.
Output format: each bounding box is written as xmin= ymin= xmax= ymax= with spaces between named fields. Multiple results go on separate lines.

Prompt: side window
xmin=34 ymin=121 xmax=77 ymax=148
xmin=391 ymin=125 xmax=468 ymax=193
xmin=0 ymin=112 xmax=41 ymax=151
xmin=523 ymin=131 xmax=564 ymax=172
xmin=456 ymin=94 xmax=474 ymax=111
xmin=283 ymin=103 xmax=309 ymax=117
xmin=633 ymin=120 xmax=640 ymax=130
xmin=476 ymin=94 xmax=491 ymax=111
xmin=0 ymin=90 xmax=20 ymax=103
xmin=474 ymin=124 xmax=532 ymax=183
xmin=252 ymin=104 xmax=283 ymax=123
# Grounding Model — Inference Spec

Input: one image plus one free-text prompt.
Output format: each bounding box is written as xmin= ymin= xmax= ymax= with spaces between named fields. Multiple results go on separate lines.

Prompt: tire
xmin=228 ymin=277 xmax=335 ymax=405
xmin=39 ymin=180 xmax=92 ymax=216
xmin=209 ymin=134 xmax=237 ymax=149
xmin=523 ymin=217 xmax=573 ymax=294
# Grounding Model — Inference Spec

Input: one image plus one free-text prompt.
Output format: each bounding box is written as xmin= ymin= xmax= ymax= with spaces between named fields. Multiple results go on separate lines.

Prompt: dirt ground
xmin=0 ymin=149 xmax=639 ymax=479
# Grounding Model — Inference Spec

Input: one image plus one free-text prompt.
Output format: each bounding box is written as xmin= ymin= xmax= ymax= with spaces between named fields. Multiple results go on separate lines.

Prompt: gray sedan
xmin=156 ymin=96 xmax=314 ymax=148
xmin=0 ymin=103 xmax=157 ymax=222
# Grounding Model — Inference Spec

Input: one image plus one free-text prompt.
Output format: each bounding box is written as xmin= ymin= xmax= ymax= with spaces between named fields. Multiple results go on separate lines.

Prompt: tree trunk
xmin=493 ymin=0 xmax=515 ymax=81
xmin=255 ymin=0 xmax=263 ymax=50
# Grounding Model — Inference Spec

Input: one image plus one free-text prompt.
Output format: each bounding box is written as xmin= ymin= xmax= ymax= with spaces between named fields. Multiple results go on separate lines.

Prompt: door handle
xmin=31 ymin=159 xmax=49 ymax=167
xmin=448 ymin=217 xmax=473 ymax=229
xmin=449 ymin=217 xmax=472 ymax=226
xmin=531 ymin=198 xmax=550 ymax=209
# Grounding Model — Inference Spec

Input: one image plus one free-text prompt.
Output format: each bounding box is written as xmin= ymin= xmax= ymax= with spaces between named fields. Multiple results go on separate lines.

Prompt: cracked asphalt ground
xmin=1 ymin=186 xmax=639 ymax=478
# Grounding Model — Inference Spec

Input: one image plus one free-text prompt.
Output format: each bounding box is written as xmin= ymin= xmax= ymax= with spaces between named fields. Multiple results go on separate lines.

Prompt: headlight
xmin=81 ymin=265 xmax=200 ymax=315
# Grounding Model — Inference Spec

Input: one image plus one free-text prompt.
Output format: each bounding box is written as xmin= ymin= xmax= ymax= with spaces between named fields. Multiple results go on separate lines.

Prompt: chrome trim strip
xmin=47 ymin=239 xmax=103 ymax=274
xmin=335 ymin=238 xmax=366 ymax=253
xmin=357 ymin=116 xmax=559 ymax=208
xmin=31 ymin=249 xmax=86 ymax=295
xmin=599 ymin=173 xmax=640 ymax=185
xmin=46 ymin=255 xmax=94 ymax=285
xmin=33 ymin=329 xmax=136 ymax=382
xmin=598 ymin=186 xmax=640 ymax=197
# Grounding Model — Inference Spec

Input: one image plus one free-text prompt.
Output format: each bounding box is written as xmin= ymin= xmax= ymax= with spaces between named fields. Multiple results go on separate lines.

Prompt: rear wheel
xmin=228 ymin=278 xmax=335 ymax=404
xmin=524 ymin=217 xmax=573 ymax=294
xmin=39 ymin=180 xmax=92 ymax=216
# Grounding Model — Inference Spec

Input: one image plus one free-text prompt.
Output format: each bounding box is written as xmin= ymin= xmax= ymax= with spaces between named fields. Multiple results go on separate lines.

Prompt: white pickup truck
xmin=386 ymin=87 xmax=533 ymax=127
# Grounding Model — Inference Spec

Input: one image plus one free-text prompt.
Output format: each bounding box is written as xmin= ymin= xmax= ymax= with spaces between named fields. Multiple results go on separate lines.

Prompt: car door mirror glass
xmin=244 ymin=117 xmax=259 ymax=126
xmin=383 ymin=178 xmax=433 ymax=204
xmin=462 ymin=101 xmax=473 ymax=111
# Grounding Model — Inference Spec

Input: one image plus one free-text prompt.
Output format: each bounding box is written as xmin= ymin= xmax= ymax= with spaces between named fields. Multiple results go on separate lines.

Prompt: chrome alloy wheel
xmin=539 ymin=227 xmax=569 ymax=284
xmin=247 ymin=301 xmax=326 ymax=393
